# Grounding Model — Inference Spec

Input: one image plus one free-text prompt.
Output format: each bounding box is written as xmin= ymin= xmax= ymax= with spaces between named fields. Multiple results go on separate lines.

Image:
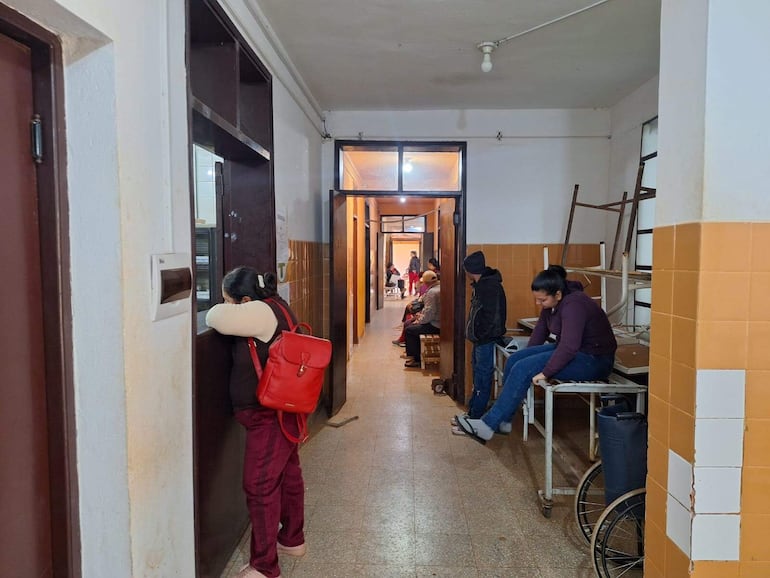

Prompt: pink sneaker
xmin=277 ymin=541 xmax=307 ymax=557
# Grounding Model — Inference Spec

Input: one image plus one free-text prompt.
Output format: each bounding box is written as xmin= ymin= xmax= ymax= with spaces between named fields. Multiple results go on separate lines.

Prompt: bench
xmin=419 ymin=334 xmax=440 ymax=369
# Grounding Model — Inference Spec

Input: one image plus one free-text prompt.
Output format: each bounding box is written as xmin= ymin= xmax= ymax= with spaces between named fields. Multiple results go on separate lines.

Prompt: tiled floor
xmin=222 ymin=299 xmax=597 ymax=577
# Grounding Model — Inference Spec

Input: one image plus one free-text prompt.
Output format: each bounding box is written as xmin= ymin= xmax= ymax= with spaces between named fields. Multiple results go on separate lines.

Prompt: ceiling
xmin=254 ymin=0 xmax=661 ymax=111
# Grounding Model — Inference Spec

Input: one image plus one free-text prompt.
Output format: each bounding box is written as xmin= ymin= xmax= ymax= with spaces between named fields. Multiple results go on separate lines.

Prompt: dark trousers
xmin=235 ymin=408 xmax=305 ymax=578
xmin=405 ymin=322 xmax=439 ymax=361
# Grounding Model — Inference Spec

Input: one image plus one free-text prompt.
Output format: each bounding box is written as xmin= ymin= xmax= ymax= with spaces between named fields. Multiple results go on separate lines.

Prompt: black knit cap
xmin=463 ymin=251 xmax=486 ymax=274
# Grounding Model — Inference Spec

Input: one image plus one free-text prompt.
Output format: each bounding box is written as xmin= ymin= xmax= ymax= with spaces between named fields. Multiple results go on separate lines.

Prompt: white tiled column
xmin=666 ymin=370 xmax=745 ymax=561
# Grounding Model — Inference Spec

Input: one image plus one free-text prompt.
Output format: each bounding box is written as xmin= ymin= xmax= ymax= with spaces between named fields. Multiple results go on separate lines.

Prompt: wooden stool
xmin=419 ymin=334 xmax=440 ymax=369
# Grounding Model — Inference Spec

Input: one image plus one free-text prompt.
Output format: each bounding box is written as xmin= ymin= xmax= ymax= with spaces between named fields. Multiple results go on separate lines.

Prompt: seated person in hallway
xmin=385 ymin=262 xmax=406 ymax=297
xmin=392 ymin=271 xmax=434 ymax=346
xmin=427 ymin=257 xmax=440 ymax=278
xmin=454 ymin=265 xmax=617 ymax=443
xmin=403 ymin=270 xmax=440 ymax=368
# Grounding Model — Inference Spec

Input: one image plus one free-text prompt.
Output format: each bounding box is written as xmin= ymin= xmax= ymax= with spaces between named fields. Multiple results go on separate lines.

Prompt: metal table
xmin=493 ymin=344 xmax=648 ymax=518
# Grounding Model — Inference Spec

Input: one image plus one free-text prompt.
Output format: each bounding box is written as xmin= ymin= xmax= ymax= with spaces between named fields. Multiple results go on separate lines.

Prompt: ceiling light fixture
xmin=478 ymin=42 xmax=495 ymax=73
xmin=476 ymin=0 xmax=613 ymax=73
xmin=400 ymin=197 xmax=407 ymax=203
xmin=402 ymin=159 xmax=413 ymax=173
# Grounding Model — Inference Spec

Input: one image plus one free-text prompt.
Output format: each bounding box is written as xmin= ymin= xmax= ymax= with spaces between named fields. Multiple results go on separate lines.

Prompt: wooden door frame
xmin=0 ymin=4 xmax=78 ymax=576
xmin=329 ymin=190 xmax=467 ymax=403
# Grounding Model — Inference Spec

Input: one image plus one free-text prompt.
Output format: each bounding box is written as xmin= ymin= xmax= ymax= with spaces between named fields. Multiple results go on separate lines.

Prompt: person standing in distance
xmin=459 ymin=251 xmax=507 ymax=424
xmin=407 ymin=251 xmax=421 ymax=296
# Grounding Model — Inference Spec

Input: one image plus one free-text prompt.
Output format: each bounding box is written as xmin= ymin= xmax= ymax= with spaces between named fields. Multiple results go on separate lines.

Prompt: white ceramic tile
xmin=666 ymin=493 xmax=692 ymax=557
xmin=690 ymin=514 xmax=740 ymax=560
xmin=695 ymin=369 xmax=746 ymax=419
xmin=693 ymin=467 xmax=742 ymax=514
xmin=694 ymin=418 xmax=744 ymax=467
xmin=668 ymin=449 xmax=693 ymax=509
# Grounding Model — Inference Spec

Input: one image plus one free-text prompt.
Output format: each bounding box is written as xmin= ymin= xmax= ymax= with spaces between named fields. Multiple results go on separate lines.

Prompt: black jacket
xmin=465 ymin=267 xmax=507 ymax=344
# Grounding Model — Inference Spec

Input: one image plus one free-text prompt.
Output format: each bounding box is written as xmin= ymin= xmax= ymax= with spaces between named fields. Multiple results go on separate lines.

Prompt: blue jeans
xmin=468 ymin=341 xmax=496 ymax=418
xmin=482 ymin=344 xmax=615 ymax=430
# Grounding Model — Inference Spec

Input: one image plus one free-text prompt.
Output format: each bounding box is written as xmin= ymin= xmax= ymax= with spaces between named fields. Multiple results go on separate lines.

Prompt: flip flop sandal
xmin=455 ymin=415 xmax=487 ymax=445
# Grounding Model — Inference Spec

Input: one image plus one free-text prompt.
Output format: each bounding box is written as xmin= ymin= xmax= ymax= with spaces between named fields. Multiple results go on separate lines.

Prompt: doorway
xmin=0 ymin=8 xmax=77 ymax=576
xmin=328 ymin=140 xmax=468 ymax=414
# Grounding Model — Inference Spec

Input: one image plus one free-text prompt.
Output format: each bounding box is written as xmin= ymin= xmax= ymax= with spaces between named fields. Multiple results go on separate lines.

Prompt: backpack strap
xmin=277 ymin=411 xmax=308 ymax=444
xmin=266 ymin=297 xmax=297 ymax=331
xmin=266 ymin=297 xmax=313 ymax=335
xmin=246 ymin=298 xmax=295 ymax=378
xmin=247 ymin=338 xmax=264 ymax=380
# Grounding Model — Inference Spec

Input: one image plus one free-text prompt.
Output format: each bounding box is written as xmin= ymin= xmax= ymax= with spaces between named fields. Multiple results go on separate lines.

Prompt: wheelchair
xmin=574 ymin=398 xmax=647 ymax=577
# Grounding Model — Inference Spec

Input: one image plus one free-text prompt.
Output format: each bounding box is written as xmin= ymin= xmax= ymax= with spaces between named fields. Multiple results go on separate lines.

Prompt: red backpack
xmin=248 ymin=298 xmax=332 ymax=443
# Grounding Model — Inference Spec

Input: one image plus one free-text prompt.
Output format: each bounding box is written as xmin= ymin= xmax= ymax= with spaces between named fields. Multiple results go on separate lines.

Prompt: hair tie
xmin=257 ymin=274 xmax=265 ymax=288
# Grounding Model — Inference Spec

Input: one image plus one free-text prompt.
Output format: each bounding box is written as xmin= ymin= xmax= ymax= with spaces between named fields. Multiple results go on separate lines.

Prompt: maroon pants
xmin=235 ymin=408 xmax=305 ymax=578
xmin=408 ymin=271 xmax=419 ymax=294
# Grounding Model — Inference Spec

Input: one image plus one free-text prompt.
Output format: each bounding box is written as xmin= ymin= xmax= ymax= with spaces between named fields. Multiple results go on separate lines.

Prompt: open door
xmin=376 ymin=232 xmax=385 ymax=310
xmin=328 ymin=190 xmax=348 ymax=415
xmin=421 ymin=232 xmax=434 ymax=265
xmin=437 ymin=198 xmax=464 ymax=401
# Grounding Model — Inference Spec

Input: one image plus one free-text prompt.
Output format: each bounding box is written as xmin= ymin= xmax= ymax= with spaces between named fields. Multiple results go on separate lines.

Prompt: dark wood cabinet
xmin=189 ymin=0 xmax=272 ymax=156
xmin=188 ymin=1 xmax=276 ymax=576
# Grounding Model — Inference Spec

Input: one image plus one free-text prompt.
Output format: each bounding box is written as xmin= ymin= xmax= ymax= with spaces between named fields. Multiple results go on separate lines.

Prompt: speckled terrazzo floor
xmin=221 ymin=298 xmax=596 ymax=578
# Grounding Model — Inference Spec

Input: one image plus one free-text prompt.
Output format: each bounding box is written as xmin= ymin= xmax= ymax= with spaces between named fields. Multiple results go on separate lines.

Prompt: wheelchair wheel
xmin=574 ymin=461 xmax=605 ymax=544
xmin=590 ymin=488 xmax=645 ymax=578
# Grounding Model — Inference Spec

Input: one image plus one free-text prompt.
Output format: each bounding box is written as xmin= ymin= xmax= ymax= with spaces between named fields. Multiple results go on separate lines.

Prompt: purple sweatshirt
xmin=527 ymin=289 xmax=617 ymax=378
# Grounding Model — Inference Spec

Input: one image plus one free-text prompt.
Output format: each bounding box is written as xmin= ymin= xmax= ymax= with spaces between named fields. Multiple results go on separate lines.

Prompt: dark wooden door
xmin=421 ymin=232 xmax=434 ymax=265
xmin=328 ymin=190 xmax=348 ymax=416
xmin=0 ymin=32 xmax=54 ymax=577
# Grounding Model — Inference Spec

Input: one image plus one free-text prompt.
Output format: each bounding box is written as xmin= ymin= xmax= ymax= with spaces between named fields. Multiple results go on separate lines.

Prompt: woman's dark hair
xmin=222 ymin=267 xmax=278 ymax=302
xmin=531 ymin=264 xmax=569 ymax=296
xmin=428 ymin=257 xmax=440 ymax=270
xmin=386 ymin=262 xmax=394 ymax=269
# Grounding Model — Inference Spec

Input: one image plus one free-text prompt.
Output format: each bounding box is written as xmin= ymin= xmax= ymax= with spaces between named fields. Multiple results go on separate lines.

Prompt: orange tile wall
xmin=645 ymin=222 xmax=770 ymax=577
xmin=285 ymin=239 xmax=329 ymax=339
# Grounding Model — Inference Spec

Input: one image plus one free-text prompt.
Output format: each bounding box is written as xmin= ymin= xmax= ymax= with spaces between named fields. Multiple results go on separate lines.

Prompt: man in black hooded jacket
xmin=461 ymin=251 xmax=507 ymax=420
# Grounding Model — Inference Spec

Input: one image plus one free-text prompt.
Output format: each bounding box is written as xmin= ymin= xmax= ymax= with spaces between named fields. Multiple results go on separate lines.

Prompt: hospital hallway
xmin=221 ymin=298 xmax=596 ymax=577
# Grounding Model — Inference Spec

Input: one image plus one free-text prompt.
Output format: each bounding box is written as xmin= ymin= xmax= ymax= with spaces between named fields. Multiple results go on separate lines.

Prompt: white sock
xmin=466 ymin=418 xmax=494 ymax=441
xmin=498 ymin=421 xmax=512 ymax=434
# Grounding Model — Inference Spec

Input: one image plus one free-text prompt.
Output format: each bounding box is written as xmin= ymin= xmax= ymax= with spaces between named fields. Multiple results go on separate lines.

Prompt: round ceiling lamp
xmin=477 ymin=42 xmax=496 ymax=73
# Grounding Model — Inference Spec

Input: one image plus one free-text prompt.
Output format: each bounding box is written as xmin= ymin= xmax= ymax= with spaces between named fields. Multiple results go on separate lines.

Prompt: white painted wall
xmin=702 ymin=0 xmax=770 ymax=222
xmin=657 ymin=0 xmax=770 ymax=226
xmin=16 ymin=0 xmax=197 ymax=575
xmin=657 ymin=0 xmax=708 ymax=226
xmin=273 ymin=81 xmax=325 ymax=241
xmin=8 ymin=0 xmax=325 ymax=576
xmin=323 ymin=109 xmax=612 ymax=245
